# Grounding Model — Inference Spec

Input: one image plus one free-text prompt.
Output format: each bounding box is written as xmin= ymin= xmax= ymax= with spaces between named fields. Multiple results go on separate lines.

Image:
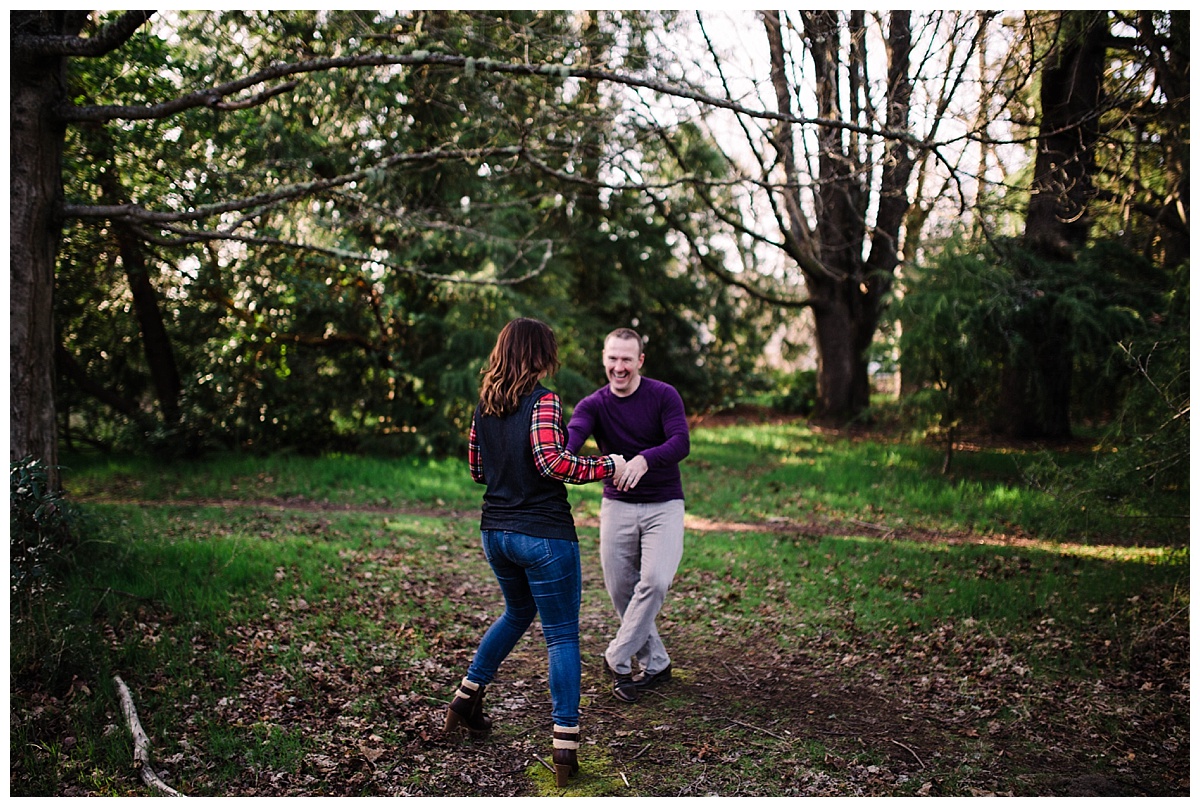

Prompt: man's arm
xmin=615 ymin=384 xmax=689 ymax=491
xmin=640 ymin=384 xmax=690 ymax=468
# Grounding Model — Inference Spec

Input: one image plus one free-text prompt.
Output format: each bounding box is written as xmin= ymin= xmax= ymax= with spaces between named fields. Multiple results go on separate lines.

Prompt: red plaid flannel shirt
xmin=470 ymin=392 xmax=614 ymax=484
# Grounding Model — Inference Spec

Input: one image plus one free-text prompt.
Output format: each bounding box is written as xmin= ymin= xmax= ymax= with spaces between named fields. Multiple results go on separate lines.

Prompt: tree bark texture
xmin=1000 ymin=11 xmax=1108 ymax=440
xmin=9 ymin=13 xmax=84 ymax=487
xmin=117 ymin=225 xmax=184 ymax=425
xmin=765 ymin=11 xmax=915 ymax=424
xmin=1024 ymin=12 xmax=1107 ymax=260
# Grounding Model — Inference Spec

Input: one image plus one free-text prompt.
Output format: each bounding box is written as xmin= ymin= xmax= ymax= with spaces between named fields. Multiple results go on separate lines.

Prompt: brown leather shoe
xmin=443 ymin=677 xmax=493 ymax=738
xmin=552 ymin=724 xmax=580 ymax=787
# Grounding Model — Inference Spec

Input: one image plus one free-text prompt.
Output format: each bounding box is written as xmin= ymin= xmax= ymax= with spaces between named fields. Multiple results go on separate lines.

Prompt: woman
xmin=444 ymin=318 xmax=626 ymax=788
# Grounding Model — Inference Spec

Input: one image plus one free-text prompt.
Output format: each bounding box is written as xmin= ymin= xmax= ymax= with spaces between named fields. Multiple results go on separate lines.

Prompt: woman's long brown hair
xmin=478 ymin=318 xmax=560 ymax=417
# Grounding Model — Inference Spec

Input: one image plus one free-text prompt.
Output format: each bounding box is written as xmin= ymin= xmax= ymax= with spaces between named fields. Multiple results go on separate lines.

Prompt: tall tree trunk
xmin=1024 ymin=12 xmax=1107 ymax=259
xmin=10 ymin=12 xmax=86 ymax=487
xmin=1000 ymin=11 xmax=1108 ymax=440
xmin=116 ymin=225 xmax=184 ymax=425
xmin=765 ymin=11 xmax=915 ymax=424
xmin=809 ymin=293 xmax=860 ymax=416
xmin=93 ymin=130 xmax=184 ymax=425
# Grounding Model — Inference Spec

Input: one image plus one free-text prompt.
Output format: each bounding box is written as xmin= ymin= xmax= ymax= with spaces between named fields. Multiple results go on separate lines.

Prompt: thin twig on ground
xmin=727 ymin=718 xmax=791 ymax=742
xmin=113 ymin=675 xmax=184 ymax=797
xmin=890 ymin=738 xmax=926 ymax=769
xmin=1133 ymin=605 xmax=1188 ymax=643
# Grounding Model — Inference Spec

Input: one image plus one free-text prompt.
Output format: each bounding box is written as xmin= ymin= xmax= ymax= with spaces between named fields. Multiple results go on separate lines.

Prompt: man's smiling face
xmin=603 ymin=336 xmax=644 ymax=398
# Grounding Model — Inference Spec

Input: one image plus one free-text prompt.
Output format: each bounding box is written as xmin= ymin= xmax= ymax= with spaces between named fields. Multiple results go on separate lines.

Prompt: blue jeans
xmin=466 ymin=530 xmax=581 ymax=727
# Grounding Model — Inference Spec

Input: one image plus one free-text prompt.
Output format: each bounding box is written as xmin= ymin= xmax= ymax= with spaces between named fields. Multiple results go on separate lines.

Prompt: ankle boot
xmin=551 ymin=724 xmax=580 ymax=787
xmin=444 ymin=677 xmax=492 ymax=739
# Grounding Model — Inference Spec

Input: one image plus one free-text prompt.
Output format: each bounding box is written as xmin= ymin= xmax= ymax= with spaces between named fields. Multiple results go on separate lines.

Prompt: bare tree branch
xmin=53 ymin=46 xmax=930 ymax=153
xmin=134 ymin=222 xmax=555 ymax=287
xmin=12 ymin=11 xmax=154 ymax=58
xmin=762 ymin=10 xmax=828 ymax=278
xmin=113 ymin=675 xmax=184 ymax=797
xmin=213 ymin=81 xmax=298 ymax=111
xmin=64 ymin=136 xmax=789 ymax=234
xmin=60 ymin=146 xmax=523 ymax=224
xmin=647 ymin=193 xmax=812 ymax=309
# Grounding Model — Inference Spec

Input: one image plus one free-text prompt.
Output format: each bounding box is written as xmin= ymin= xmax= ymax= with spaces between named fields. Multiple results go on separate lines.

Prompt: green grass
xmin=669 ymin=527 xmax=1180 ymax=675
xmin=13 ymin=501 xmax=494 ymax=796
xmin=676 ymin=421 xmax=1177 ymax=543
xmin=61 ymin=421 xmax=1186 ymax=547
xmin=59 ymin=451 xmax=480 ymax=510
xmin=11 ymin=422 xmax=1189 ymax=796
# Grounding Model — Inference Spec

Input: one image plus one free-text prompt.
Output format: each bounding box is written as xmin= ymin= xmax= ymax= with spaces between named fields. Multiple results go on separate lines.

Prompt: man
xmin=567 ymin=327 xmax=690 ymax=703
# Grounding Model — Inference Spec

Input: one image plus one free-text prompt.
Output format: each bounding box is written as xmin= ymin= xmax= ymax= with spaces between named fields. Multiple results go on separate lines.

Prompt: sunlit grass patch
xmin=669 ymin=526 xmax=1187 ymax=674
xmin=527 ymin=745 xmax=630 ymax=796
xmin=681 ymin=422 xmax=1185 ymax=544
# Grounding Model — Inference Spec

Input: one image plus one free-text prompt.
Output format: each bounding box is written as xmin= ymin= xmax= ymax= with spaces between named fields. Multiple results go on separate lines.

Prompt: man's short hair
xmin=605 ymin=327 xmax=644 ymax=354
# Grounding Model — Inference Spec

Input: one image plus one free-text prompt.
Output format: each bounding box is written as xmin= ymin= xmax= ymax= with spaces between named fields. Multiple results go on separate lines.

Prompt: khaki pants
xmin=599 ymin=498 xmax=685 ymax=677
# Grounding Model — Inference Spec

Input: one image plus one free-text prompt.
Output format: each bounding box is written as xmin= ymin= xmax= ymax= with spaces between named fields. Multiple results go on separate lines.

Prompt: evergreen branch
xmin=60 ymin=146 xmax=523 ymax=224
xmin=202 ymin=285 xmax=382 ymax=352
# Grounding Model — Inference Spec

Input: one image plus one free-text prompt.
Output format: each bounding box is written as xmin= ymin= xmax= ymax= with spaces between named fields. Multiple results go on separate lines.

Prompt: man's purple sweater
xmin=566 ymin=377 xmax=690 ymax=503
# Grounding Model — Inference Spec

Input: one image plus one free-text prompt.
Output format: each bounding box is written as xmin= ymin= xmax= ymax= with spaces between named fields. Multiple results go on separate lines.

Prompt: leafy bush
xmin=762 ymin=369 xmax=818 ymax=415
xmin=898 ymin=237 xmax=1175 ymax=444
xmin=11 ymin=459 xmax=107 ymax=696
xmin=10 ymin=457 xmax=83 ymax=601
xmin=1102 ymin=261 xmax=1191 ymax=498
xmin=1026 ymin=263 xmax=1189 ymax=516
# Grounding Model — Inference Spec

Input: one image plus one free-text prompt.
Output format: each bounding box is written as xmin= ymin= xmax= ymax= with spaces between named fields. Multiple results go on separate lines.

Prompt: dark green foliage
xmin=10 ymin=458 xmax=85 ymax=600
xmin=756 ymin=369 xmax=817 ymax=415
xmin=900 ymin=237 xmax=1174 ymax=430
xmin=54 ymin=11 xmax=770 ymax=458
xmin=1028 ymin=260 xmax=1189 ymax=509
xmin=899 ymin=235 xmax=1186 ymax=509
xmin=896 ymin=243 xmax=1009 ymax=449
xmin=10 ymin=458 xmax=105 ymax=699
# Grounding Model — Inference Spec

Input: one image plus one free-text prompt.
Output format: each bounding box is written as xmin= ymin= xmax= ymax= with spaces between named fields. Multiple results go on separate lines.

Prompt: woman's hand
xmin=609 ymin=454 xmax=627 ymax=481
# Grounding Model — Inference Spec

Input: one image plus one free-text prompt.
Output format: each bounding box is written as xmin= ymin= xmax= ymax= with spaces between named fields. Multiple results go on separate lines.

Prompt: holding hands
xmin=613 ymin=454 xmax=648 ymax=492
xmin=609 ymin=454 xmax=628 ymax=482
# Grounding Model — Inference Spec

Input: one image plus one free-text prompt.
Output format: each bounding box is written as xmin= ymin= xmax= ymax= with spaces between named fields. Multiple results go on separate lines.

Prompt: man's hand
xmin=615 ymin=454 xmax=648 ymax=491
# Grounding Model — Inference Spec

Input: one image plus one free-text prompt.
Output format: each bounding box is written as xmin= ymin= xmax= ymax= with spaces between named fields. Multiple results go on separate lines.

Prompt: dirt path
xmin=80 ymin=494 xmax=1096 ymax=552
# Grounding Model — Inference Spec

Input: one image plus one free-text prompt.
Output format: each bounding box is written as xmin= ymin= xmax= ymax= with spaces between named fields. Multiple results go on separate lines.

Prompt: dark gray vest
xmin=475 ymin=385 xmax=577 ymax=541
